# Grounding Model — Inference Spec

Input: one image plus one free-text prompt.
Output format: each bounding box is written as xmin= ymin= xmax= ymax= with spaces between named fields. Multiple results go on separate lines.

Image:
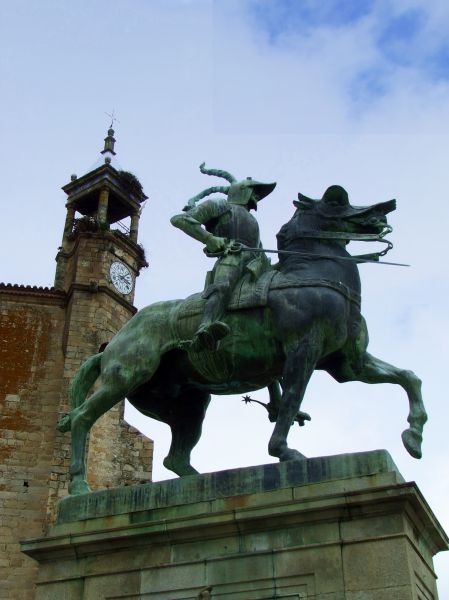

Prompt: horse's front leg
xmin=329 ymin=351 xmax=427 ymax=459
xmin=360 ymin=353 xmax=427 ymax=458
xmin=268 ymin=337 xmax=320 ymax=462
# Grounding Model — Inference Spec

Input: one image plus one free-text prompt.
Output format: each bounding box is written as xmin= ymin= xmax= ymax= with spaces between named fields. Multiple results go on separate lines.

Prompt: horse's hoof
xmin=68 ymin=479 xmax=91 ymax=495
xmin=163 ymin=457 xmax=199 ymax=477
xmin=402 ymin=428 xmax=422 ymax=459
xmin=57 ymin=414 xmax=71 ymax=433
xmin=279 ymin=448 xmax=307 ymax=462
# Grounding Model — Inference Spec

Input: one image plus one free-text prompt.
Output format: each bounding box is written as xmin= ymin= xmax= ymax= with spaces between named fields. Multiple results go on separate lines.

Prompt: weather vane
xmin=105 ymin=110 xmax=120 ymax=129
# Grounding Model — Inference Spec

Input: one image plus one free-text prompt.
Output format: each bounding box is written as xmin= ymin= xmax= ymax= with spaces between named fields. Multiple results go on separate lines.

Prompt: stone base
xmin=22 ymin=451 xmax=448 ymax=599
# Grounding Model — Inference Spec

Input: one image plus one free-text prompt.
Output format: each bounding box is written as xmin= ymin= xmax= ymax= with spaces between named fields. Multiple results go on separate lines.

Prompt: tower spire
xmin=101 ymin=127 xmax=116 ymax=162
xmin=101 ymin=111 xmax=120 ymax=163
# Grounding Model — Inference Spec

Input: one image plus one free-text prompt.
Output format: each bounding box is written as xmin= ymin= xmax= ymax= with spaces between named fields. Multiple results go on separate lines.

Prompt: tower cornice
xmin=62 ymin=164 xmax=147 ymax=224
xmin=55 ymin=229 xmax=148 ymax=271
xmin=65 ymin=282 xmax=137 ymax=314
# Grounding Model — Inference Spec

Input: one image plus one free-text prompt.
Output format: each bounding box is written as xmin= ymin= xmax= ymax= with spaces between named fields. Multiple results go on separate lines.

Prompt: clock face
xmin=109 ymin=261 xmax=133 ymax=295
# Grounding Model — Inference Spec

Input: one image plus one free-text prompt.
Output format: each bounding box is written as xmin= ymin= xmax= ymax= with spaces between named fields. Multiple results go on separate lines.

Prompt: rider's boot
xmin=193 ymin=321 xmax=230 ymax=351
xmin=192 ymin=286 xmax=230 ymax=351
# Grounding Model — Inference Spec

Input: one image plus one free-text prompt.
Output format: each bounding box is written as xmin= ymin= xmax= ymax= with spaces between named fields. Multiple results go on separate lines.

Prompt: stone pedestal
xmin=22 ymin=450 xmax=448 ymax=599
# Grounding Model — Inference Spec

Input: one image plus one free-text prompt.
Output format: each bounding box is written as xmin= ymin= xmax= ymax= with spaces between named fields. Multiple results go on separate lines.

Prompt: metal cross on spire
xmin=105 ymin=110 xmax=120 ymax=129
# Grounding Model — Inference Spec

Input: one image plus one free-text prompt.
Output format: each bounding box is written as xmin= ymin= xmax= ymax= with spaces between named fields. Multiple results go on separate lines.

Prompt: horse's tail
xmin=57 ymin=353 xmax=102 ymax=432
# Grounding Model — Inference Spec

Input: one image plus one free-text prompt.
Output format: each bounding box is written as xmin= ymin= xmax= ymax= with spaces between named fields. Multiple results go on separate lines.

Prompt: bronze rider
xmin=171 ymin=163 xmax=276 ymax=351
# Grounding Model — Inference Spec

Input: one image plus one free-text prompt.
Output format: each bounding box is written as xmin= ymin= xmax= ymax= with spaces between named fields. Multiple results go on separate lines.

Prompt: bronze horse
xmin=58 ymin=185 xmax=427 ymax=494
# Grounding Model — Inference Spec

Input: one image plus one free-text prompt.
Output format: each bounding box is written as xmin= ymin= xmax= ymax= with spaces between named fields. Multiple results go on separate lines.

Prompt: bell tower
xmin=0 ymin=126 xmax=153 ymax=600
xmin=55 ymin=126 xmax=147 ymax=298
xmin=52 ymin=127 xmax=152 ymax=496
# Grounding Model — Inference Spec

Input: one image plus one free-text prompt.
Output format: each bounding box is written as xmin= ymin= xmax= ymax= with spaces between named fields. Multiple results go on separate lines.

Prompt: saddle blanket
xmin=178 ymin=269 xmax=276 ymax=320
xmin=177 ymin=269 xmax=360 ymax=322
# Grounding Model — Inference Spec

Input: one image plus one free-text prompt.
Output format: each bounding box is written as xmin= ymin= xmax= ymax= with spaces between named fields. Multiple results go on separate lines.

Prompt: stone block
xmin=55 ymin=449 xmax=402 ymax=526
xmin=343 ymin=538 xmax=410 ymax=589
xmin=345 ymin=588 xmax=412 ymax=600
xmin=35 ymin=579 xmax=83 ymax=600
xmin=21 ymin=452 xmax=448 ymax=600
xmin=83 ymin=571 xmax=140 ymax=599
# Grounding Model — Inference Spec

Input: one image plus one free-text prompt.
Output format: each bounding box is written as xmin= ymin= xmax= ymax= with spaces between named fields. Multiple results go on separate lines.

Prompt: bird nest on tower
xmin=118 ymin=170 xmax=144 ymax=199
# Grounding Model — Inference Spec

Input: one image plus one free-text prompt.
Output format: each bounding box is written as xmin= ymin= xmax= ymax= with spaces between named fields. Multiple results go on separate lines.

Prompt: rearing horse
xmin=58 ymin=185 xmax=427 ymax=495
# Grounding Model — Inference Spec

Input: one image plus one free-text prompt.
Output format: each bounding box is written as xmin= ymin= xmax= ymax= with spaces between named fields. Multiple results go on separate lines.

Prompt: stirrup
xmin=192 ymin=321 xmax=230 ymax=351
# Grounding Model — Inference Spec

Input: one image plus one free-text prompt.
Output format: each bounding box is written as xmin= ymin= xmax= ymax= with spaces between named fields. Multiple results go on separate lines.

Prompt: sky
xmin=1 ymin=0 xmax=448 ymax=592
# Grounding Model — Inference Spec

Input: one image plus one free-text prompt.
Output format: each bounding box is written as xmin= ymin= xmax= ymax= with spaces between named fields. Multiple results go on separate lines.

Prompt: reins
xmin=221 ymin=226 xmax=409 ymax=267
xmin=295 ymin=225 xmax=393 ymax=253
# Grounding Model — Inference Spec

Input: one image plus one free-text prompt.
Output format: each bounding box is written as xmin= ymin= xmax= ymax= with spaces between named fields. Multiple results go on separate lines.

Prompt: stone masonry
xmin=0 ymin=287 xmax=66 ymax=599
xmin=1 ymin=157 xmax=153 ymax=599
xmin=21 ymin=451 xmax=449 ymax=599
xmin=0 ymin=277 xmax=153 ymax=600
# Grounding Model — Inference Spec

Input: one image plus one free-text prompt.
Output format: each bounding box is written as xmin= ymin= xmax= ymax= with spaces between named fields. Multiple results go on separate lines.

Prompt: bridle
xmin=223 ymin=225 xmax=408 ymax=267
xmin=288 ymin=224 xmax=395 ymax=262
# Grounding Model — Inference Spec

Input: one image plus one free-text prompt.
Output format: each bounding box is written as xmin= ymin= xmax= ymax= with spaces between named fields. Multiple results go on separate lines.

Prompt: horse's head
xmin=292 ymin=185 xmax=396 ymax=236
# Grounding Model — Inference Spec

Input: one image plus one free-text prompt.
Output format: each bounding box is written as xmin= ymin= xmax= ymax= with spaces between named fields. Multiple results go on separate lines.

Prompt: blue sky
xmin=1 ymin=0 xmax=449 ymax=593
xmin=249 ymin=0 xmax=375 ymax=36
xmin=210 ymin=0 xmax=449 ymax=134
xmin=237 ymin=0 xmax=449 ymax=121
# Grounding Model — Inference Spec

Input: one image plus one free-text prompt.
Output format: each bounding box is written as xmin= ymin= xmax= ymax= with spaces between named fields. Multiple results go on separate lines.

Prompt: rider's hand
xmin=205 ymin=235 xmax=228 ymax=254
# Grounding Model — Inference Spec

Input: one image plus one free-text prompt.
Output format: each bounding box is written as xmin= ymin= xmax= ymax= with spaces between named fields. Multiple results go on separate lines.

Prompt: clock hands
xmin=117 ymin=273 xmax=131 ymax=283
xmin=110 ymin=261 xmax=133 ymax=293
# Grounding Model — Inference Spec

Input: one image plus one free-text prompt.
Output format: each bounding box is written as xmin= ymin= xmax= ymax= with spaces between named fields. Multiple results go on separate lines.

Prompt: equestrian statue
xmin=58 ymin=164 xmax=427 ymax=495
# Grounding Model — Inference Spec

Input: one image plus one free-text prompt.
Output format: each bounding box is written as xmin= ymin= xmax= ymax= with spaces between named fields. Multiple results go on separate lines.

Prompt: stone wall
xmin=0 ymin=283 xmax=153 ymax=600
xmin=0 ymin=287 xmax=66 ymax=600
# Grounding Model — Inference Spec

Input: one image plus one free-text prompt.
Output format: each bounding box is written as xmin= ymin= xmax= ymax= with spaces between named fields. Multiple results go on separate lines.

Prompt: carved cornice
xmin=63 ymin=163 xmax=147 ymax=205
xmin=66 ymin=283 xmax=137 ymax=314
xmin=56 ymin=230 xmax=147 ymax=271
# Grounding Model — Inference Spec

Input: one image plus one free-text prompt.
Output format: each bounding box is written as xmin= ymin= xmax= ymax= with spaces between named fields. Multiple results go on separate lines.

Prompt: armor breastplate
xmin=208 ymin=205 xmax=260 ymax=247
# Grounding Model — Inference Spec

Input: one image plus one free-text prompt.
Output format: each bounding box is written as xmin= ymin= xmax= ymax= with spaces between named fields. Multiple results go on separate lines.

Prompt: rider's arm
xmin=171 ymin=199 xmax=229 ymax=252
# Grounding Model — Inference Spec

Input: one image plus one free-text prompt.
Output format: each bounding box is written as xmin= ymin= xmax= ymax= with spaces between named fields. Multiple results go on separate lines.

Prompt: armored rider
xmin=171 ymin=163 xmax=276 ymax=351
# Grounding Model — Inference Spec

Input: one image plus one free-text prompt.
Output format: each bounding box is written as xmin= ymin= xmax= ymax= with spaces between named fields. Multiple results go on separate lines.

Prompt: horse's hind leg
xmin=69 ymin=383 xmax=126 ymax=494
xmin=69 ymin=357 xmax=161 ymax=494
xmin=163 ymin=389 xmax=211 ymax=477
xmin=328 ymin=351 xmax=427 ymax=459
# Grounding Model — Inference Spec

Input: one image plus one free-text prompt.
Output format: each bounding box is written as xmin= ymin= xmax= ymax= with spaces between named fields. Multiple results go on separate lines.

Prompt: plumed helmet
xmin=227 ymin=177 xmax=276 ymax=207
xmin=183 ymin=163 xmax=276 ymax=211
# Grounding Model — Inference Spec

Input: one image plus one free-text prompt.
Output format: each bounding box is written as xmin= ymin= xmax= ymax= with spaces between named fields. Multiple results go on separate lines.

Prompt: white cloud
xmin=212 ymin=1 xmax=449 ymax=133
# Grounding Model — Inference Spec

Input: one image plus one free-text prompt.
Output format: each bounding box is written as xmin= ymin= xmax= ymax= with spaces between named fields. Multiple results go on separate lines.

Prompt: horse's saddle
xmin=177 ymin=266 xmax=361 ymax=323
xmin=178 ymin=268 xmax=277 ymax=322
xmin=174 ymin=267 xmax=361 ymax=382
xmin=173 ymin=268 xmax=278 ymax=382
